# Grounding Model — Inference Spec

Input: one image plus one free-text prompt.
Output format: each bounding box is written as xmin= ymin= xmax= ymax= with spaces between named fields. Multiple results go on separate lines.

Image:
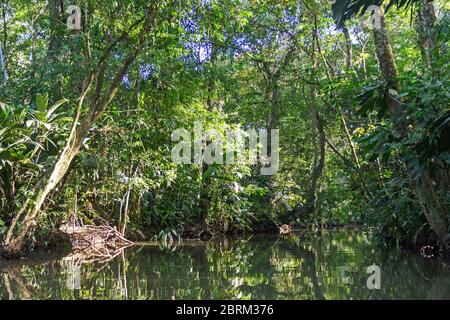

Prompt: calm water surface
xmin=0 ymin=230 xmax=449 ymax=299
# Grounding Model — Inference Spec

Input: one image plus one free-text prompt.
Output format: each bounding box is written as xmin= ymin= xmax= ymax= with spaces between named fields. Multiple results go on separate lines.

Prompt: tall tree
xmin=415 ymin=0 xmax=438 ymax=66
xmin=372 ymin=7 xmax=448 ymax=238
xmin=2 ymin=2 xmax=162 ymax=258
xmin=47 ymin=0 xmax=64 ymax=101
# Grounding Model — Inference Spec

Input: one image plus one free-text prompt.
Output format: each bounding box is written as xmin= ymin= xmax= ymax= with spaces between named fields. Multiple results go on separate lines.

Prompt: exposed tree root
xmin=59 ymin=218 xmax=133 ymax=255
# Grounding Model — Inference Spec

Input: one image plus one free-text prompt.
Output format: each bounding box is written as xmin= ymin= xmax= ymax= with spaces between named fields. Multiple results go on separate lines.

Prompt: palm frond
xmin=332 ymin=0 xmax=421 ymax=28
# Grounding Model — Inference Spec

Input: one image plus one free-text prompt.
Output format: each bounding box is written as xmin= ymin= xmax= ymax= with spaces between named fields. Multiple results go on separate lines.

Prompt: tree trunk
xmin=415 ymin=171 xmax=449 ymax=238
xmin=372 ymin=8 xmax=448 ymax=238
xmin=47 ymin=0 xmax=64 ymax=101
xmin=372 ymin=9 xmax=402 ymax=119
xmin=298 ymin=14 xmax=326 ymax=218
xmin=2 ymin=94 xmax=92 ymax=258
xmin=415 ymin=0 xmax=437 ymax=66
xmin=298 ymin=80 xmax=326 ymax=218
xmin=342 ymin=24 xmax=352 ymax=71
xmin=302 ymin=105 xmax=326 ymax=217
xmin=0 ymin=0 xmax=8 ymax=82
xmin=198 ymin=38 xmax=218 ymax=233
xmin=1 ymin=8 xmax=157 ymax=258
xmin=120 ymin=188 xmax=131 ymax=236
xmin=0 ymin=38 xmax=6 ymax=82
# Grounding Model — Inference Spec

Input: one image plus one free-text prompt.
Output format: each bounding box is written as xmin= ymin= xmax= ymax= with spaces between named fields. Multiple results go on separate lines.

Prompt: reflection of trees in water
xmin=359 ymin=249 xmax=450 ymax=300
xmin=1 ymin=266 xmax=31 ymax=299
xmin=62 ymin=246 xmax=129 ymax=297
xmin=299 ymin=231 xmax=450 ymax=300
xmin=282 ymin=239 xmax=325 ymax=300
xmin=0 ymin=248 xmax=130 ymax=299
xmin=0 ymin=251 xmax=67 ymax=299
xmin=427 ymin=271 xmax=450 ymax=300
xmin=0 ymin=231 xmax=449 ymax=299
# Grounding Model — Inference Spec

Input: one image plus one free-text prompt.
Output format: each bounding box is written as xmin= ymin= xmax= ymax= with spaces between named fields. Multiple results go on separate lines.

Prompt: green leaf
xmin=46 ymin=98 xmax=68 ymax=119
xmin=203 ymin=164 xmax=216 ymax=179
xmin=36 ymin=94 xmax=49 ymax=112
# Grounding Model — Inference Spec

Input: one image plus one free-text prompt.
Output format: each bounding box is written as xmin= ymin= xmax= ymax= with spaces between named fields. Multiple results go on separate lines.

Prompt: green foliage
xmin=0 ymin=0 xmax=449 ymax=247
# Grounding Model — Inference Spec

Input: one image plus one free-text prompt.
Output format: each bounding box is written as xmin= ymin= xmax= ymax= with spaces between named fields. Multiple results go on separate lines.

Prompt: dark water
xmin=0 ymin=230 xmax=449 ymax=300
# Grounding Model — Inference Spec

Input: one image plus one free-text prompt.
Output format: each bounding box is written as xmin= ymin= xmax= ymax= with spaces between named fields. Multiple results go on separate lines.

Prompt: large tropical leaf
xmin=416 ymin=109 xmax=450 ymax=164
xmin=332 ymin=0 xmax=421 ymax=28
xmin=46 ymin=98 xmax=68 ymax=120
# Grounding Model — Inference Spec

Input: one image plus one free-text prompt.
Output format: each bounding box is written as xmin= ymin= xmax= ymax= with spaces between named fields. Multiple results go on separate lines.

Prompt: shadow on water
xmin=0 ymin=230 xmax=449 ymax=299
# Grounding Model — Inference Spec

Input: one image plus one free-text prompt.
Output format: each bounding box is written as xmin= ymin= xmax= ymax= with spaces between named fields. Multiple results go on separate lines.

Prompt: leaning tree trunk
xmin=1 ymin=7 xmax=157 ymax=258
xmin=2 ymin=86 xmax=93 ymax=258
xmin=373 ymin=8 xmax=448 ymax=238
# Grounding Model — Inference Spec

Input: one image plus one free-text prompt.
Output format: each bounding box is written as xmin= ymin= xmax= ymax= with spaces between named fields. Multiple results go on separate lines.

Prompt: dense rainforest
xmin=0 ymin=0 xmax=448 ymax=258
